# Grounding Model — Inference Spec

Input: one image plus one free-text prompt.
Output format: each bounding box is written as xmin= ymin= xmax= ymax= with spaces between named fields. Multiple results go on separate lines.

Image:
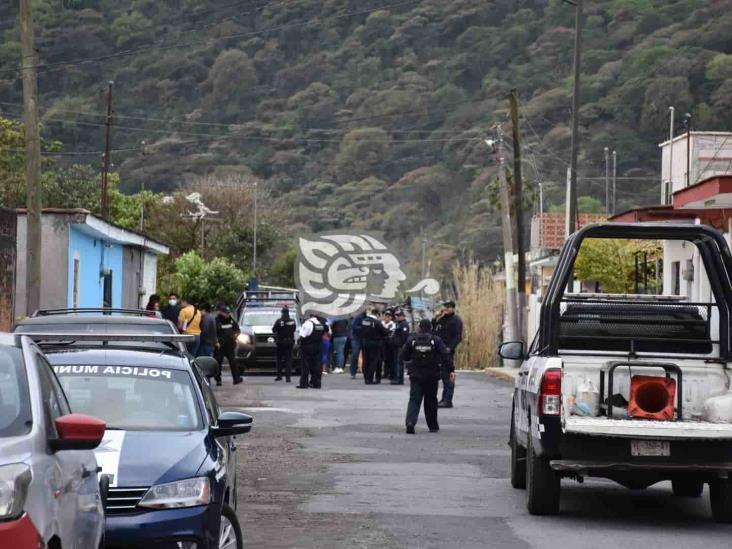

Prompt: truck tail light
xmin=539 ymin=369 xmax=562 ymax=416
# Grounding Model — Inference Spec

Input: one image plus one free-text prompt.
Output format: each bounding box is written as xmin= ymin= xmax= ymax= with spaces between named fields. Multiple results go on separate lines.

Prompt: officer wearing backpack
xmin=298 ymin=314 xmax=327 ymax=389
xmin=272 ymin=307 xmax=297 ymax=382
xmin=400 ymin=318 xmax=450 ymax=434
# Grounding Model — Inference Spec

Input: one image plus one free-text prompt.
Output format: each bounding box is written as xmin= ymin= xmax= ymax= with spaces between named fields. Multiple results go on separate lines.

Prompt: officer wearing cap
xmin=401 ymin=318 xmax=449 ymax=434
xmin=272 ymin=307 xmax=297 ymax=382
xmin=434 ymin=300 xmax=463 ymax=408
xmin=215 ymin=305 xmax=242 ymax=385
xmin=391 ymin=309 xmax=410 ymax=385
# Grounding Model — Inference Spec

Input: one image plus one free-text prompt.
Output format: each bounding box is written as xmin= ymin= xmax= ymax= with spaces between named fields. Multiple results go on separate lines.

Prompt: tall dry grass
xmin=452 ymin=259 xmax=505 ymax=370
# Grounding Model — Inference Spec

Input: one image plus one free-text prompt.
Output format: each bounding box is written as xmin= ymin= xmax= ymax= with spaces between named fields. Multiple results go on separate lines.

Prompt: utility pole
xmin=252 ymin=181 xmax=258 ymax=275
xmin=604 ymin=147 xmax=610 ymax=214
xmin=20 ymin=0 xmax=42 ymax=315
xmin=567 ymin=0 xmax=583 ymax=235
xmin=101 ymin=81 xmax=113 ymax=219
xmin=509 ymin=89 xmax=526 ymax=341
xmin=683 ymin=113 xmax=692 ymax=187
xmin=612 ymin=150 xmax=617 ymax=214
xmin=139 ymin=141 xmax=146 ymax=232
xmin=490 ymin=131 xmax=519 ymax=348
xmin=667 ymin=106 xmax=675 ymax=203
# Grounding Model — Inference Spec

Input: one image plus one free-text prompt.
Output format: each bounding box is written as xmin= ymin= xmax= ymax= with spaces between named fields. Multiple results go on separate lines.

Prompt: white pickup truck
xmin=500 ymin=223 xmax=732 ymax=521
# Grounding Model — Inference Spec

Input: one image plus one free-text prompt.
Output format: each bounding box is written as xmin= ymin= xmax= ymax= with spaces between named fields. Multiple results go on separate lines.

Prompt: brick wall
xmin=530 ymin=213 xmax=608 ymax=250
xmin=0 ymin=209 xmax=17 ymax=331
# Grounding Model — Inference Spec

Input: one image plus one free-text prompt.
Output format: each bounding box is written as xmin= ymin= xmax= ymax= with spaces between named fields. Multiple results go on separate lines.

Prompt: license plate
xmin=631 ymin=440 xmax=670 ymax=457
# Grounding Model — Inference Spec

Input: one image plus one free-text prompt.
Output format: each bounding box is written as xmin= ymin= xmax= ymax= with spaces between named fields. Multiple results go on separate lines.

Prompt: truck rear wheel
xmin=510 ymin=408 xmax=526 ymax=490
xmin=710 ymin=479 xmax=732 ymax=523
xmin=526 ymin=433 xmax=560 ymax=515
xmin=672 ymin=479 xmax=703 ymax=498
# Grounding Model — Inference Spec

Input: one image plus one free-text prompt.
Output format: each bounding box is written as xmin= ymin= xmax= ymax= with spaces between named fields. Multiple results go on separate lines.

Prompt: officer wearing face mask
xmin=161 ymin=293 xmax=181 ymax=326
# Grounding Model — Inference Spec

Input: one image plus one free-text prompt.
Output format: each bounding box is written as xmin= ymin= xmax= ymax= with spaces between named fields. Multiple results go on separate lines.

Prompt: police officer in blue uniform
xmin=215 ymin=305 xmax=242 ymax=386
xmin=272 ymin=307 xmax=297 ymax=382
xmin=391 ymin=309 xmax=410 ymax=385
xmin=434 ymin=300 xmax=463 ymax=408
xmin=361 ymin=308 xmax=390 ymax=385
xmin=298 ymin=314 xmax=326 ymax=389
xmin=401 ymin=318 xmax=449 ymax=434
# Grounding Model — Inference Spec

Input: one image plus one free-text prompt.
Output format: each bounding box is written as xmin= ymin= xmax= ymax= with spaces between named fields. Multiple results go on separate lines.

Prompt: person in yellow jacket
xmin=178 ymin=297 xmax=202 ymax=356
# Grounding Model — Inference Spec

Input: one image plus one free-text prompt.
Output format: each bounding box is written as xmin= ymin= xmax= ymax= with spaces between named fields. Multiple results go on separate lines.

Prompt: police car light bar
xmin=20 ymin=333 xmax=195 ymax=343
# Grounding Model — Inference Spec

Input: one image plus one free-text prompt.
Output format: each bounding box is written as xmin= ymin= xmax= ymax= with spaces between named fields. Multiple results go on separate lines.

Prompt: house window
xmin=103 ymin=271 xmax=113 ymax=308
xmin=663 ymin=180 xmax=672 ymax=205
xmin=671 ymin=261 xmax=681 ymax=295
xmin=72 ymin=256 xmax=80 ymax=308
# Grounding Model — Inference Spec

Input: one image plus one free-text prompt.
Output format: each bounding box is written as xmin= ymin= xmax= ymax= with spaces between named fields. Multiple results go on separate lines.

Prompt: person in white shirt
xmin=298 ymin=315 xmax=326 ymax=389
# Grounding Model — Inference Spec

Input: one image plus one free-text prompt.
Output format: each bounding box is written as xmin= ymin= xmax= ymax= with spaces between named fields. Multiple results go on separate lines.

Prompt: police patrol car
xmin=26 ymin=333 xmax=252 ymax=549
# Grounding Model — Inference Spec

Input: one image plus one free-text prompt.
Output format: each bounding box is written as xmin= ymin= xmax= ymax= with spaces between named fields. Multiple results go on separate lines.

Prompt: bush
xmin=452 ymin=259 xmax=504 ymax=370
xmin=172 ymin=251 xmax=246 ymax=306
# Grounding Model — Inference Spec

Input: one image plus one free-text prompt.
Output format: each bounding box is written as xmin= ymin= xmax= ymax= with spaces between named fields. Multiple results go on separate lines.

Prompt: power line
xmin=0 ymin=94 xmax=492 ymax=139
xmin=1 ymin=112 xmax=479 ymax=144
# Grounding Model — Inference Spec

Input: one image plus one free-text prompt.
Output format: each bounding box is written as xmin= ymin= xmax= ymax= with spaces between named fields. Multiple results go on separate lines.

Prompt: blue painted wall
xmin=67 ymin=226 xmax=124 ymax=308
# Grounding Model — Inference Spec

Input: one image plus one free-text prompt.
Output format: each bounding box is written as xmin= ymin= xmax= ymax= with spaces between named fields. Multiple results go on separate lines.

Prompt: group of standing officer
xmin=268 ymin=300 xmax=464 ymax=435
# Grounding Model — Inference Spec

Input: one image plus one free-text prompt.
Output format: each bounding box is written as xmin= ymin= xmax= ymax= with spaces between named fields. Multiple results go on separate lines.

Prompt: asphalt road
xmin=215 ymin=371 xmax=732 ymax=549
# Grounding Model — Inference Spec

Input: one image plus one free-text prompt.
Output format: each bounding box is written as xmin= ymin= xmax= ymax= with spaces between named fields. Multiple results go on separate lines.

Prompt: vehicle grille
xmin=255 ymin=334 xmax=274 ymax=344
xmin=105 ymin=486 xmax=149 ymax=515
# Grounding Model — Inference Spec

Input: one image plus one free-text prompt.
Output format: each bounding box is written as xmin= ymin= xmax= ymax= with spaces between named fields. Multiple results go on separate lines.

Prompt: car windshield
xmin=242 ymin=311 xmax=281 ymax=327
xmin=54 ymin=365 xmax=202 ymax=431
xmin=0 ymin=347 xmax=32 ymax=438
xmin=16 ymin=322 xmax=175 ymax=334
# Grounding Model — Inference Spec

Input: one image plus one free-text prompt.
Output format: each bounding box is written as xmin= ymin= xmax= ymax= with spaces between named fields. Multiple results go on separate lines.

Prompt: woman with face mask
xmin=161 ymin=293 xmax=181 ymax=325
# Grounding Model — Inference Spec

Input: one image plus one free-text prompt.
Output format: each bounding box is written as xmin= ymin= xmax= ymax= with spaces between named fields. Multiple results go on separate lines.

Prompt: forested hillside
xmin=1 ymin=0 xmax=731 ymax=280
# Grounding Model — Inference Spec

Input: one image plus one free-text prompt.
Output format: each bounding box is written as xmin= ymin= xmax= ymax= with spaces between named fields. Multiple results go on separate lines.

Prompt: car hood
xmin=96 ymin=429 xmax=210 ymax=487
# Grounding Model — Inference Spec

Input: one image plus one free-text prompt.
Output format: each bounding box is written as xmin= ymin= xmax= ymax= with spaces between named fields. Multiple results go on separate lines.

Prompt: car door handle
xmin=518 ymin=371 xmax=527 ymax=377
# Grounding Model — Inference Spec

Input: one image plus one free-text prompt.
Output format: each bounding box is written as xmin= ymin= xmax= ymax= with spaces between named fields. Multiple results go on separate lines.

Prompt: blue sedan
xmin=35 ymin=339 xmax=252 ymax=549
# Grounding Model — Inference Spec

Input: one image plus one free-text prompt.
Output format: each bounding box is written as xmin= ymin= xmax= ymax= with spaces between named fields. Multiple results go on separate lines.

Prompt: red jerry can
xmin=628 ymin=375 xmax=677 ymax=420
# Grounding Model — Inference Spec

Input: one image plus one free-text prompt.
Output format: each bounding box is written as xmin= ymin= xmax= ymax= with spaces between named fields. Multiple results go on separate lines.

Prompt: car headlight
xmin=0 ymin=464 xmax=32 ymax=520
xmin=138 ymin=477 xmax=210 ymax=509
xmin=237 ymin=334 xmax=252 ymax=345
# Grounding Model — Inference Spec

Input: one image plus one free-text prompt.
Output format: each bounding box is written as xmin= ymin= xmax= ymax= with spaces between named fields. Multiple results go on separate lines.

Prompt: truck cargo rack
xmin=538 ymin=223 xmax=732 ymax=363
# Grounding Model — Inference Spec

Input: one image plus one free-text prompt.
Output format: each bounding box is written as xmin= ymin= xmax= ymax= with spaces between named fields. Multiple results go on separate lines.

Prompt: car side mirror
xmin=194 ymin=356 xmax=219 ymax=378
xmin=49 ymin=414 xmax=106 ymax=452
xmin=212 ymin=410 xmax=253 ymax=437
xmin=498 ymin=341 xmax=526 ymax=361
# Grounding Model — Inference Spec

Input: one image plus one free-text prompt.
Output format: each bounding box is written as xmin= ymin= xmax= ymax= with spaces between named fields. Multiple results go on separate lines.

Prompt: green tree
xmin=574 ymin=239 xmax=661 ymax=294
xmin=111 ymin=11 xmax=153 ymax=48
xmin=335 ymin=127 xmax=392 ymax=182
xmin=172 ymin=251 xmax=246 ymax=305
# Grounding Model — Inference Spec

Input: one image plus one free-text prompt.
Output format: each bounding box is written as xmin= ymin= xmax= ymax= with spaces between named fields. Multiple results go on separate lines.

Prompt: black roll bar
xmin=539 ymin=223 xmax=732 ymax=362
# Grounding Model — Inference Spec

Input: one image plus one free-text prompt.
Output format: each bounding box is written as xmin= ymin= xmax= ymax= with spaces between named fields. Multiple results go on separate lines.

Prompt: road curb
xmin=484 ymin=368 xmax=518 ymax=384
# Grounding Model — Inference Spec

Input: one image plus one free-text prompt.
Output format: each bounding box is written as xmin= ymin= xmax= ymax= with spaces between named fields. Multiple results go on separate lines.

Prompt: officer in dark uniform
xmin=434 ymin=300 xmax=463 ymax=408
xmin=391 ymin=309 xmax=410 ymax=385
xmin=401 ymin=318 xmax=450 ymax=434
xmin=272 ymin=307 xmax=296 ymax=382
xmin=215 ymin=305 xmax=242 ymax=385
xmin=298 ymin=314 xmax=326 ymax=389
xmin=361 ymin=308 xmax=390 ymax=385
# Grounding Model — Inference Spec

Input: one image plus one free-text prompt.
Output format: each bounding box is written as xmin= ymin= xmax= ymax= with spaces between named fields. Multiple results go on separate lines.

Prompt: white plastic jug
xmin=574 ymin=380 xmax=600 ymax=417
xmin=703 ymin=392 xmax=732 ymax=423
